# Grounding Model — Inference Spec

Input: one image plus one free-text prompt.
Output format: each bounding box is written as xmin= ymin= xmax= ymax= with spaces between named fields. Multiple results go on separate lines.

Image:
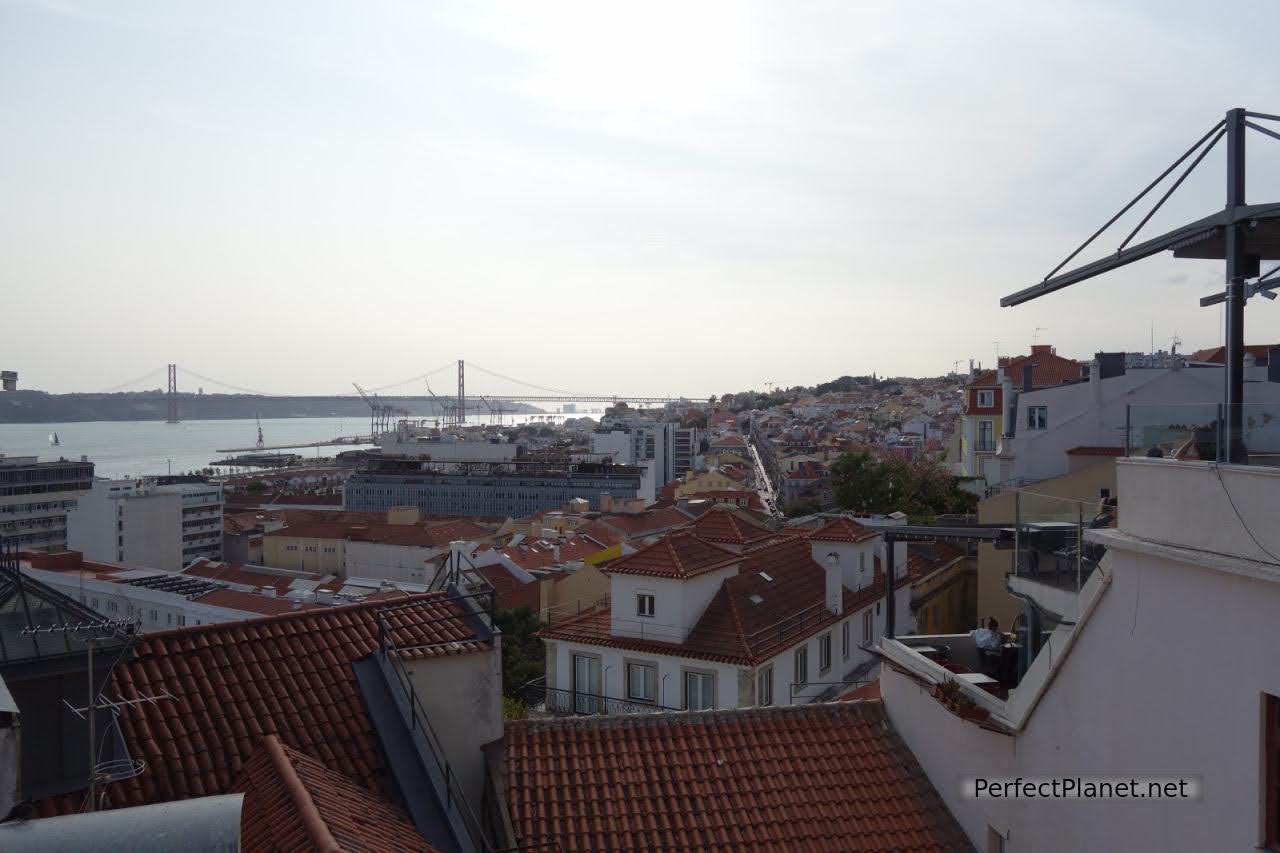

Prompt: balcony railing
xmin=1125 ymin=402 xmax=1280 ymax=465
xmin=517 ymin=677 xmax=683 ymax=716
xmin=1012 ymin=490 xmax=1107 ymax=595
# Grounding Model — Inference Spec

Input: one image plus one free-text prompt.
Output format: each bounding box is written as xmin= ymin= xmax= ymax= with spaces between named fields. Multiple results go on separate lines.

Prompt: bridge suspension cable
xmin=360 ymin=361 xmax=457 ymax=394
xmin=94 ymin=366 xmax=167 ymax=394
xmin=176 ymin=366 xmax=281 ymax=397
xmin=466 ymin=361 xmax=609 ymax=398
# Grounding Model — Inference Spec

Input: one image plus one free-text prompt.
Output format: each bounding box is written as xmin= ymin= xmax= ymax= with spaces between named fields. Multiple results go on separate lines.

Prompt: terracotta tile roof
xmin=571 ymin=519 xmax=626 ymax=547
xmin=680 ymin=507 xmax=775 ymax=546
xmin=599 ymin=506 xmax=694 ymax=539
xmin=499 ymin=700 xmax=971 ymax=852
xmin=34 ymin=593 xmax=490 ymax=818
xmin=182 ymin=561 xmax=315 ymax=593
xmin=234 ymin=734 xmax=437 ymax=852
xmin=967 ymin=347 xmax=1082 ymax=389
xmin=1188 ymin=343 xmax=1277 ymax=363
xmin=497 ymin=534 xmax=608 ymax=571
xmin=807 ymin=517 xmax=879 ymax=543
xmin=1064 ymin=445 xmax=1125 ymax=457
xmin=602 ymin=531 xmax=739 ymax=580
xmin=544 ymin=537 xmax=905 ymax=666
xmin=906 ymin=542 xmax=969 ymax=582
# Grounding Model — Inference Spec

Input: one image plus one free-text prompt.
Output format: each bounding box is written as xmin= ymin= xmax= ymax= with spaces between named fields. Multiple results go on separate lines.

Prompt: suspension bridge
xmin=89 ymin=360 xmax=696 ymax=429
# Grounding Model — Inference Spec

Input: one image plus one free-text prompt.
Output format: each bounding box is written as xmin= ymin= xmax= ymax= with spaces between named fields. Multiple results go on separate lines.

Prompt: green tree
xmin=493 ymin=606 xmax=545 ymax=696
xmin=829 ymin=451 xmax=890 ymax=512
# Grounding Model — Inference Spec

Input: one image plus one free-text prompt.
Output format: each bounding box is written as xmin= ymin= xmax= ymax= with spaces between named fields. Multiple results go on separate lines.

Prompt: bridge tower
xmin=457 ymin=359 xmax=465 ymax=426
xmin=166 ymin=364 xmax=179 ymax=424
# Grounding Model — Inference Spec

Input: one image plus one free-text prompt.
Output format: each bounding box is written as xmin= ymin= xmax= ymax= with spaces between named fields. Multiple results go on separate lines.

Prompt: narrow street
xmin=746 ymin=434 xmax=780 ymax=518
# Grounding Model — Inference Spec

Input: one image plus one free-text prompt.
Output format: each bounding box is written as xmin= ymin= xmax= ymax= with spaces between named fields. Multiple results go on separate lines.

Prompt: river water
xmin=0 ymin=413 xmax=587 ymax=480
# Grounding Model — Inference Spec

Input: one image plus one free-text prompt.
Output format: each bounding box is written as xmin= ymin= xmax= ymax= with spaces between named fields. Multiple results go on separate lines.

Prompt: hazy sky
xmin=4 ymin=1 xmax=1280 ymax=397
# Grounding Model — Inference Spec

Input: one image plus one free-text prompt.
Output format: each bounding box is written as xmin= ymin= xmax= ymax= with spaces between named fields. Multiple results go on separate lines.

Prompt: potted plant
xmin=932 ymin=678 xmax=989 ymax=722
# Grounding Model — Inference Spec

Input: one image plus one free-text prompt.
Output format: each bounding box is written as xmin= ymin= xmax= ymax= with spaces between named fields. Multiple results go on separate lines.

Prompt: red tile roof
xmin=234 ymin=734 xmax=437 ymax=852
xmin=182 ymin=560 xmax=315 ymax=592
xmin=680 ymin=507 xmax=776 ymax=546
xmin=598 ymin=506 xmax=694 ymax=539
xmin=1064 ymin=445 xmax=1125 ymax=457
xmin=602 ymin=531 xmax=739 ymax=579
xmin=35 ymin=593 xmax=490 ymax=818
xmin=499 ymin=700 xmax=971 ymax=852
xmin=807 ymin=516 xmax=878 ymax=543
xmin=543 ymin=537 xmax=906 ymax=666
xmin=267 ymin=519 xmax=490 ymax=548
xmin=968 ymin=346 xmax=1082 ymax=389
xmin=1188 ymin=343 xmax=1277 ymax=364
xmin=497 ymin=533 xmax=608 ymax=571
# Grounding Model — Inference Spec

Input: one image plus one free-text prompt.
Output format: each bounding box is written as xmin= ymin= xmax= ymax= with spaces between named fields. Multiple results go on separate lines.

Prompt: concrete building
xmin=343 ymin=460 xmax=646 ymax=517
xmin=0 ymin=454 xmax=94 ymax=551
xmin=66 ymin=476 xmax=223 ymax=570
xmin=991 ymin=354 xmax=1280 ymax=487
xmin=540 ymin=517 xmax=911 ymax=712
xmin=590 ymin=421 xmax=681 ymax=489
xmin=878 ymin=456 xmax=1280 ymax=851
xmin=959 ymin=344 xmax=1083 ymax=482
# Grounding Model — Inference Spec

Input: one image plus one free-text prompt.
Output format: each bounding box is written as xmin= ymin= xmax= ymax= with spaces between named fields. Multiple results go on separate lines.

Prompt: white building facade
xmin=67 ymin=478 xmax=224 ymax=570
xmin=541 ymin=520 xmax=912 ymax=712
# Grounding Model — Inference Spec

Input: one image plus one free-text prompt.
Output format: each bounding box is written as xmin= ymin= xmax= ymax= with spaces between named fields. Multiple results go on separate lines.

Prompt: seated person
xmin=972 ymin=617 xmax=1003 ymax=651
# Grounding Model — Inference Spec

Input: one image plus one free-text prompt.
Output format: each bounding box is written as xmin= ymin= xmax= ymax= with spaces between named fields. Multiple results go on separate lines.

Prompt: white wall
xmin=345 ymin=540 xmax=440 ymax=584
xmin=608 ymin=566 xmax=736 ymax=643
xmin=26 ymin=567 xmax=259 ymax=630
xmin=882 ymin=527 xmax=1280 ymax=851
xmin=548 ymin=640 xmax=742 ymax=710
xmin=406 ymin=642 xmax=503 ymax=808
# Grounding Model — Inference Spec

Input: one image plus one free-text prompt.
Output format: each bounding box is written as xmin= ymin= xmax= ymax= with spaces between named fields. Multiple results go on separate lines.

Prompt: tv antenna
xmin=21 ymin=618 xmax=171 ymax=812
xmin=1033 ymin=327 xmax=1048 ymax=345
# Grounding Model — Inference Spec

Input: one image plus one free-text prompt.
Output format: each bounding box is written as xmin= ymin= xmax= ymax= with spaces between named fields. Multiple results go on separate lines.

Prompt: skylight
xmin=749 ymin=594 xmax=764 ymax=605
xmin=758 ymin=572 xmax=774 ymax=582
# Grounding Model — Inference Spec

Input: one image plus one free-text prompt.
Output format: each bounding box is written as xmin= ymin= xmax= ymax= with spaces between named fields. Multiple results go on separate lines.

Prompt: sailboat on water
xmin=48 ymin=432 xmax=60 ymax=446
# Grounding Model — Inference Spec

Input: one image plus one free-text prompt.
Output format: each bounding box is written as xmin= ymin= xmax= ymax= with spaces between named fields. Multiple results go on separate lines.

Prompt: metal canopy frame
xmin=1001 ymin=108 xmax=1280 ymax=462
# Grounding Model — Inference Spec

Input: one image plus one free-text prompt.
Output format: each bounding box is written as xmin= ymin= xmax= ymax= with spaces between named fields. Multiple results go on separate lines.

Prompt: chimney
xmin=1269 ymin=346 xmax=1280 ymax=383
xmin=1096 ymin=352 xmax=1126 ymax=380
xmin=821 ymin=551 xmax=843 ymax=615
xmin=259 ymin=587 xmax=276 ymax=598
xmin=1030 ymin=344 xmax=1053 ymax=355
xmin=552 ymin=544 xmax=561 ymax=564
xmin=1090 ymin=358 xmax=1102 ymax=405
xmin=1021 ymin=364 xmax=1035 ymax=392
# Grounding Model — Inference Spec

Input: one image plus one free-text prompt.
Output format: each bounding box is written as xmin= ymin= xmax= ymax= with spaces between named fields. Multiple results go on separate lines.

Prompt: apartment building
xmin=540 ymin=516 xmax=912 ymax=712
xmin=66 ymin=476 xmax=223 ymax=570
xmin=0 ymin=454 xmax=94 ymax=551
xmin=959 ymin=344 xmax=1082 ymax=482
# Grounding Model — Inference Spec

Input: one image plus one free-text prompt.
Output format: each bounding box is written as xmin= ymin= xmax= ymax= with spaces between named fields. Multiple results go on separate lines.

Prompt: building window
xmin=177 ymin=614 xmax=186 ymax=626
xmin=684 ymin=671 xmax=715 ymax=710
xmin=1027 ymin=406 xmax=1048 ymax=430
xmin=794 ymin=646 xmax=808 ymax=687
xmin=842 ymin=621 xmax=850 ymax=660
xmin=818 ymin=633 xmax=831 ymax=673
xmin=977 ymin=420 xmax=995 ymax=452
xmin=1266 ymin=693 xmax=1280 ymax=848
xmin=636 ymin=592 xmax=655 ymax=618
xmin=976 ymin=390 xmax=994 ymax=408
xmin=626 ymin=662 xmax=657 ymax=703
xmin=149 ymin=609 xmax=158 ymax=622
xmin=862 ymin=610 xmax=873 ymax=644
xmin=757 ymin=666 xmax=773 ymax=707
xmin=987 ymin=826 xmax=1005 ymax=853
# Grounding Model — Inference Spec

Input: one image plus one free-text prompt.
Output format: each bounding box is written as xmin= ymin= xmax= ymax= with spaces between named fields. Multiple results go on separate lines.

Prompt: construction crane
xmin=479 ymin=395 xmax=505 ymax=427
xmin=352 ymin=382 xmax=399 ymax=438
xmin=255 ymin=413 xmax=264 ymax=450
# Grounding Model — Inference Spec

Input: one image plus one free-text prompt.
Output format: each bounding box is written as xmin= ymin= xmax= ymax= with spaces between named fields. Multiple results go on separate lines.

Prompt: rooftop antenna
xmin=992 ymin=341 xmax=1001 ymax=362
xmin=1033 ymin=327 xmax=1048 ymax=345
xmin=21 ymin=617 xmax=171 ymax=811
